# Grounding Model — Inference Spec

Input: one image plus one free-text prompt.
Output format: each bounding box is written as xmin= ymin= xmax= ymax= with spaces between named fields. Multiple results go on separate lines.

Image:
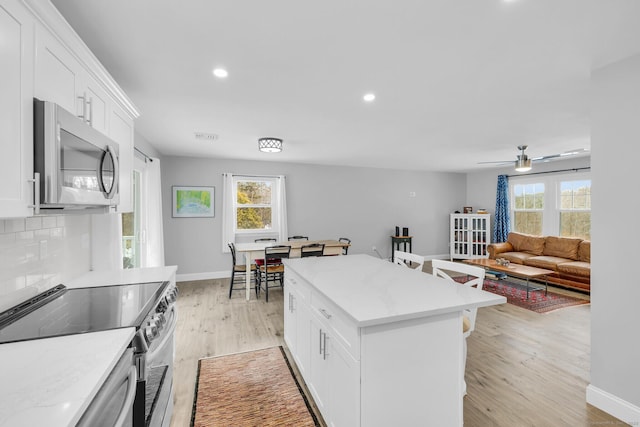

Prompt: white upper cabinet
xmin=110 ymin=106 xmax=134 ymax=212
xmin=0 ymin=0 xmax=139 ymax=218
xmin=0 ymin=0 xmax=35 ymax=218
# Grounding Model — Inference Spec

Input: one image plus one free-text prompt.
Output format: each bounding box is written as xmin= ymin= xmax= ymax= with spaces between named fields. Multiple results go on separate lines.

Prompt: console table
xmin=391 ymin=235 xmax=412 ymax=262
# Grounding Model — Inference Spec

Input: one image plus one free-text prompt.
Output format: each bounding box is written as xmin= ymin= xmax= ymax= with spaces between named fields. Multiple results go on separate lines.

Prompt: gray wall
xmin=161 ymin=157 xmax=466 ymax=278
xmin=591 ymin=53 xmax=640 ymax=414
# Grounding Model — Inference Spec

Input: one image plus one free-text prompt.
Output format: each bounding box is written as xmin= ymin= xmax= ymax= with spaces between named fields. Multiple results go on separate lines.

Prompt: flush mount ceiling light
xmin=258 ymin=137 xmax=283 ymax=153
xmin=514 ymin=145 xmax=532 ymax=172
xmin=363 ymin=93 xmax=376 ymax=102
xmin=212 ymin=68 xmax=228 ymax=78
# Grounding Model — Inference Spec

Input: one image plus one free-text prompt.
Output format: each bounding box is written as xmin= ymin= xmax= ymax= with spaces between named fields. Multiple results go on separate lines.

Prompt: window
xmin=509 ymin=172 xmax=591 ymax=239
xmin=512 ymin=182 xmax=544 ymax=235
xmin=222 ymin=174 xmax=288 ymax=250
xmin=559 ymin=179 xmax=591 ymax=240
xmin=235 ymin=179 xmax=274 ymax=231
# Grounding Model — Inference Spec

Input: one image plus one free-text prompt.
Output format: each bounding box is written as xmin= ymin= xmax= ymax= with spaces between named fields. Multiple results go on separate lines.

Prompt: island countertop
xmin=283 ymin=254 xmax=506 ymax=327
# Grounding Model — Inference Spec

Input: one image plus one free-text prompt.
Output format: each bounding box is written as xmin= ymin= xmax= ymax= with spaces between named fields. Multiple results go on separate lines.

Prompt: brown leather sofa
xmin=487 ymin=232 xmax=591 ymax=293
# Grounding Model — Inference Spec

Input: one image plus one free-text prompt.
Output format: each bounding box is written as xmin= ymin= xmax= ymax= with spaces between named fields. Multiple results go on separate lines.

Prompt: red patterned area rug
xmin=456 ymin=277 xmax=590 ymax=314
xmin=191 ymin=346 xmax=320 ymax=427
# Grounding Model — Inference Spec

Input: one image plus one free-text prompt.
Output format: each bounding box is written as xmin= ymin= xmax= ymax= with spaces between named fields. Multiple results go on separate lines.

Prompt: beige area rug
xmin=191 ymin=346 xmax=320 ymax=427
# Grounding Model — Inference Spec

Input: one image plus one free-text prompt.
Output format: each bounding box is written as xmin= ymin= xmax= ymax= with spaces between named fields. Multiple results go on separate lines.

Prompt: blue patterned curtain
xmin=493 ymin=175 xmax=510 ymax=243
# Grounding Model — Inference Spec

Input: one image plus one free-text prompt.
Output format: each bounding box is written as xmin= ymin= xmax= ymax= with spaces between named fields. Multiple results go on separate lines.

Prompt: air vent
xmin=194 ymin=132 xmax=218 ymax=141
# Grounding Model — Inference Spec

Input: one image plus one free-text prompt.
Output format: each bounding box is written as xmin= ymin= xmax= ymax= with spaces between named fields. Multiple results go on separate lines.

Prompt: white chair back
xmin=431 ymin=259 xmax=485 ymax=335
xmin=393 ymin=251 xmax=425 ymax=271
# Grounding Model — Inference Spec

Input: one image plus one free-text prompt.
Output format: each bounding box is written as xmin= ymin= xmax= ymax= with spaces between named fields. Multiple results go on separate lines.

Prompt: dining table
xmin=234 ymin=239 xmax=350 ymax=300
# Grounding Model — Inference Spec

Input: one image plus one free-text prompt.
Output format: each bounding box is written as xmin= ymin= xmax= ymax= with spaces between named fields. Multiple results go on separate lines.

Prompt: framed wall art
xmin=172 ymin=186 xmax=214 ymax=218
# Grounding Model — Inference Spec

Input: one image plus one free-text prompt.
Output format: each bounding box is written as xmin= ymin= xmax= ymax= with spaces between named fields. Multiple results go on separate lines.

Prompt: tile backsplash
xmin=0 ymin=215 xmax=91 ymax=312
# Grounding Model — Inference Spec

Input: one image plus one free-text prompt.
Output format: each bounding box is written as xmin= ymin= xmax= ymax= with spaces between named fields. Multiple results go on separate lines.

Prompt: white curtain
xmin=221 ymin=173 xmax=288 ymax=253
xmin=142 ymin=158 xmax=165 ymax=267
xmin=221 ymin=173 xmax=235 ymax=253
xmin=276 ymin=175 xmax=288 ymax=242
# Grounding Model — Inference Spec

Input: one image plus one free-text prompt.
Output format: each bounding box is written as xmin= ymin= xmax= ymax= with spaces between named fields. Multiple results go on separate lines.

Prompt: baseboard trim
xmin=177 ymin=271 xmax=230 ymax=282
xmin=586 ymin=384 xmax=640 ymax=424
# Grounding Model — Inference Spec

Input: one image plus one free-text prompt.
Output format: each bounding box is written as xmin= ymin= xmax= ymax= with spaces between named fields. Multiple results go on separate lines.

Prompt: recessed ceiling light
xmin=194 ymin=132 xmax=218 ymax=141
xmin=363 ymin=93 xmax=376 ymax=102
xmin=212 ymin=68 xmax=228 ymax=78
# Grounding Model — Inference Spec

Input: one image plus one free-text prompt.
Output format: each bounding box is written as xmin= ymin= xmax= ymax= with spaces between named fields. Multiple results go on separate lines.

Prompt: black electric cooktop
xmin=0 ymin=281 xmax=167 ymax=345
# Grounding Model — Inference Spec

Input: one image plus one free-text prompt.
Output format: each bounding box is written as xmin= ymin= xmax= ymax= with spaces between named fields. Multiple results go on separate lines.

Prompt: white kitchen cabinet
xmin=284 ymin=275 xmax=310 ymax=378
xmin=34 ymin=23 xmax=83 ymax=115
xmin=0 ymin=0 xmax=36 ymax=218
xmin=450 ymin=213 xmax=491 ymax=260
xmin=110 ymin=105 xmax=134 ymax=212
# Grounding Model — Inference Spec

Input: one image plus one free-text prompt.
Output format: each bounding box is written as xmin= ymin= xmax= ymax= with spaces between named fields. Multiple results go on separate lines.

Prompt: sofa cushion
xmin=499 ymin=252 xmax=535 ymax=264
xmin=578 ymin=241 xmax=591 ymax=263
xmin=507 ymin=232 xmax=545 ymax=256
xmin=557 ymin=261 xmax=591 ymax=277
xmin=543 ymin=236 xmax=582 ymax=260
xmin=524 ymin=255 xmax=571 ymax=271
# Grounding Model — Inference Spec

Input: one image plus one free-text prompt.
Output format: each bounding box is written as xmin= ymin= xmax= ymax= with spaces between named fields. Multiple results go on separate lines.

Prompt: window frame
xmin=232 ymin=176 xmax=279 ymax=235
xmin=509 ymin=171 xmax=591 ymax=238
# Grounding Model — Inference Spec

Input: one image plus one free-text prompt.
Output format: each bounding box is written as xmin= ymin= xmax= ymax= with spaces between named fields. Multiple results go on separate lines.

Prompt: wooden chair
xmin=393 ymin=250 xmax=425 ymax=271
xmin=254 ymin=238 xmax=278 ymax=268
xmin=300 ymin=243 xmax=325 ymax=257
xmin=431 ymin=259 xmax=485 ymax=396
xmin=257 ymin=245 xmax=291 ymax=302
xmin=338 ymin=237 xmax=351 ymax=255
xmin=287 ymin=235 xmax=309 ymax=241
xmin=227 ymin=242 xmax=256 ymax=298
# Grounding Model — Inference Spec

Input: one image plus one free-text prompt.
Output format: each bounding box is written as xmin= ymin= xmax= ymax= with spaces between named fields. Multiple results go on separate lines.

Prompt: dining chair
xmin=287 ymin=235 xmax=309 ymax=241
xmin=257 ymin=245 xmax=291 ymax=302
xmin=393 ymin=250 xmax=425 ymax=271
xmin=338 ymin=237 xmax=351 ymax=255
xmin=227 ymin=242 xmax=256 ymax=298
xmin=300 ymin=243 xmax=325 ymax=257
xmin=431 ymin=259 xmax=485 ymax=396
xmin=254 ymin=238 xmax=278 ymax=267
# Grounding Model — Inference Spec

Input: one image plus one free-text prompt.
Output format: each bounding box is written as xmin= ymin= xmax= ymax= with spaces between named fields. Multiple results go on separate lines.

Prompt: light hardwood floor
xmin=169 ymin=269 xmax=625 ymax=427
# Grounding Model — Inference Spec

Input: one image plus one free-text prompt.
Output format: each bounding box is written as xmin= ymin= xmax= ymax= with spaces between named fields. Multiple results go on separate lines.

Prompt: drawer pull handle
xmin=319 ymin=308 xmax=332 ymax=319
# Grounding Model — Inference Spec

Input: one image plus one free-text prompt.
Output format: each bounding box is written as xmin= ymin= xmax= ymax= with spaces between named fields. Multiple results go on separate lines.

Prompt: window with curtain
xmin=222 ymin=174 xmax=287 ymax=251
xmin=509 ymin=172 xmax=591 ymax=239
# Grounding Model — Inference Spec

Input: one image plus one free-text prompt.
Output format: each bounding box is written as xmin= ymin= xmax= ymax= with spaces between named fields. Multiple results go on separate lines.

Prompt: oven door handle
xmin=114 ymin=366 xmax=138 ymax=427
xmin=147 ymin=306 xmax=177 ymax=362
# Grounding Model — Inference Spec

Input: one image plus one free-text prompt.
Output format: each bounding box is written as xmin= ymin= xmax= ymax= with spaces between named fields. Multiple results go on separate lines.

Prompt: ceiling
xmin=50 ymin=0 xmax=640 ymax=172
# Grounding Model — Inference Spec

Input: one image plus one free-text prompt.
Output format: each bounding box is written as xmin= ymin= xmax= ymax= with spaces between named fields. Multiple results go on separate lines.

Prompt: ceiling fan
xmin=478 ymin=145 xmax=588 ymax=172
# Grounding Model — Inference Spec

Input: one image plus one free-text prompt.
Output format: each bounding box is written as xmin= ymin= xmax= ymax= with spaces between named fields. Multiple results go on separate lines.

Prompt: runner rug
xmin=191 ymin=346 xmax=320 ymax=427
xmin=455 ymin=277 xmax=590 ymax=314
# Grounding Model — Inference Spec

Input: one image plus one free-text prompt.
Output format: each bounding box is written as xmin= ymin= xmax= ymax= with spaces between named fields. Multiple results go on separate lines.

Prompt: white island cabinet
xmin=283 ymin=254 xmax=505 ymax=427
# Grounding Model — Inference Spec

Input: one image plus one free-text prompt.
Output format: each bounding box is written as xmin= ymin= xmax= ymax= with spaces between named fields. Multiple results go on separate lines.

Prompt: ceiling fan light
xmin=258 ymin=137 xmax=283 ymax=153
xmin=515 ymin=158 xmax=532 ymax=172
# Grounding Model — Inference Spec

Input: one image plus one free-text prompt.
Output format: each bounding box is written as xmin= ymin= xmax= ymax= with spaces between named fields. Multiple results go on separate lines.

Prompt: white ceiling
xmin=50 ymin=0 xmax=640 ymax=172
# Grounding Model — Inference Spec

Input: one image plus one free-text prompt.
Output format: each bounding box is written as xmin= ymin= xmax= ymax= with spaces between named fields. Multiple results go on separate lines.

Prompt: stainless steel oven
xmin=77 ymin=347 xmax=137 ymax=427
xmin=0 ymin=280 xmax=178 ymax=427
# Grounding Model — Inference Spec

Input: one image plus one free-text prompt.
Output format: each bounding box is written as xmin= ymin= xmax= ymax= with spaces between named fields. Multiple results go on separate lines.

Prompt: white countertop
xmin=65 ymin=265 xmax=177 ymax=289
xmin=0 ymin=328 xmax=135 ymax=427
xmin=284 ymin=254 xmax=506 ymax=327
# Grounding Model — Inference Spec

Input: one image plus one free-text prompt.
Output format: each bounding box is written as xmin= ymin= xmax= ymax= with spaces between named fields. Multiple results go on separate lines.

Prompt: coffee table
xmin=463 ymin=259 xmax=554 ymax=299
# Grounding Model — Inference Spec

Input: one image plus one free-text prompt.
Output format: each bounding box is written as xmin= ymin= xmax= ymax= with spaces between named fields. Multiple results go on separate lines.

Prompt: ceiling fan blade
xmin=477 ymin=160 xmax=513 ymax=165
xmin=532 ymin=148 xmax=589 ymax=162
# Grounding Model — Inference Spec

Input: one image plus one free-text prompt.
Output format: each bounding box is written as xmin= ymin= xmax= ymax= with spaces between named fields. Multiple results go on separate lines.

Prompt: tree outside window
xmin=235 ymin=180 xmax=273 ymax=230
xmin=559 ymin=180 xmax=591 ymax=240
xmin=512 ymin=183 xmax=544 ymax=235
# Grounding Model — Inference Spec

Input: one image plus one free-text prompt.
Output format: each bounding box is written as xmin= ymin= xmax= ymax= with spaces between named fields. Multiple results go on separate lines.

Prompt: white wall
xmin=0 ymin=215 xmax=91 ymax=312
xmin=161 ymin=157 xmax=466 ymax=279
xmin=588 ymin=53 xmax=640 ymax=423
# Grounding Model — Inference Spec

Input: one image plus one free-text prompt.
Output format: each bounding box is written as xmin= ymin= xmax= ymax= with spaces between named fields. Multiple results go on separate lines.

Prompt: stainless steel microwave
xmin=34 ymin=98 xmax=119 ymax=211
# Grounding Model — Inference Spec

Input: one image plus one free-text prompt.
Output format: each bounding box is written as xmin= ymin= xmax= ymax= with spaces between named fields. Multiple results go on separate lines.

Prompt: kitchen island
xmin=283 ymin=254 xmax=505 ymax=427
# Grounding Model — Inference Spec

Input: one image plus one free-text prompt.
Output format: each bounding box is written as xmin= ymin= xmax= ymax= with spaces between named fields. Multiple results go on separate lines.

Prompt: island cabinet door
xmin=284 ymin=286 xmax=297 ymax=352
xmin=326 ymin=335 xmax=360 ymax=427
xmin=309 ymin=315 xmax=330 ymax=416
